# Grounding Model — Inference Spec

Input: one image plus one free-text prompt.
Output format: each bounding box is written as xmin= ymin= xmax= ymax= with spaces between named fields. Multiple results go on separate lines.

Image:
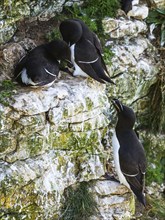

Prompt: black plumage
xmin=112 ymin=98 xmax=147 ymax=206
xmin=59 ymin=18 xmax=115 ymax=84
xmin=120 ymin=0 xmax=133 ymax=14
xmin=14 ymin=39 xmax=71 ymax=87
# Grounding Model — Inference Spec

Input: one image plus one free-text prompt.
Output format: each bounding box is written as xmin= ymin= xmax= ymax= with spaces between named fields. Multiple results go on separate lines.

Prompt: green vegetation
xmin=148 ymin=78 xmax=164 ymax=133
xmin=0 ymin=80 xmax=15 ymax=90
xmin=103 ymin=46 xmax=115 ymax=66
xmin=82 ymin=0 xmax=120 ymax=19
xmin=64 ymin=1 xmax=120 ymax=34
xmin=146 ymin=8 xmax=165 ymax=47
xmin=141 ymin=74 xmax=165 ymax=134
xmin=0 ymin=80 xmax=16 ymax=106
xmin=60 ymin=181 xmax=98 ymax=220
xmin=138 ymin=74 xmax=165 ymax=134
xmin=139 ymin=195 xmax=165 ymax=220
xmin=143 ymin=136 xmax=165 ymax=185
xmin=46 ymin=27 xmax=62 ymax=42
xmin=139 ymin=135 xmax=165 ymax=220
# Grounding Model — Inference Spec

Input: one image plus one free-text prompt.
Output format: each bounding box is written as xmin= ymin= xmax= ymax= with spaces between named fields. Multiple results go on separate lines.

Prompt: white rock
xmin=103 ymin=18 xmax=147 ymax=38
xmin=89 ymin=180 xmax=134 ymax=220
xmin=127 ymin=5 xmax=149 ymax=20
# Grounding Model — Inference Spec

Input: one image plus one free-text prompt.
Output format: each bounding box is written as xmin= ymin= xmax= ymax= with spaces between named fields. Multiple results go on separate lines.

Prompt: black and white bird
xmin=59 ymin=18 xmax=115 ymax=84
xmin=14 ymin=39 xmax=71 ymax=87
xmin=112 ymin=98 xmax=147 ymax=206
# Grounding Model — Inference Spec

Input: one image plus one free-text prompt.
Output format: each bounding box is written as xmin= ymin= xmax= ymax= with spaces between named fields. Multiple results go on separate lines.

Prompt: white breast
xmin=21 ymin=68 xmax=55 ymax=88
xmin=21 ymin=68 xmax=32 ymax=85
xmin=70 ymin=44 xmax=88 ymax=77
xmin=112 ymin=131 xmax=130 ymax=189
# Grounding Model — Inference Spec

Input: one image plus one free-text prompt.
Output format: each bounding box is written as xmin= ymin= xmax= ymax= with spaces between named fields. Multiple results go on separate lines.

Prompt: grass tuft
xmin=139 ymin=194 xmax=165 ymax=220
xmin=60 ymin=181 xmax=98 ymax=220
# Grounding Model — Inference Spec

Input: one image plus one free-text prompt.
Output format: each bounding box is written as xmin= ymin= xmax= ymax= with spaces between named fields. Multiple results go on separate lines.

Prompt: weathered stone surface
xmin=32 ymin=0 xmax=66 ymax=21
xmin=0 ymin=38 xmax=36 ymax=81
xmin=65 ymin=0 xmax=83 ymax=7
xmin=89 ymin=180 xmax=135 ymax=220
xmin=103 ymin=18 xmax=147 ymax=38
xmin=0 ymin=2 xmax=164 ymax=219
xmin=127 ymin=5 xmax=149 ymax=19
xmin=0 ymin=0 xmax=83 ymax=44
xmin=104 ymin=16 xmax=164 ymax=146
xmin=0 ymin=76 xmax=122 ymax=219
xmin=0 ymin=21 xmax=16 ymax=45
xmin=106 ymin=36 xmax=158 ymax=105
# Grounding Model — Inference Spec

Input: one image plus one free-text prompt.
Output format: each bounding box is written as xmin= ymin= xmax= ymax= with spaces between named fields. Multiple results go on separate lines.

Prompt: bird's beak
xmin=111 ymin=99 xmax=123 ymax=112
xmin=110 ymin=79 xmax=116 ymax=85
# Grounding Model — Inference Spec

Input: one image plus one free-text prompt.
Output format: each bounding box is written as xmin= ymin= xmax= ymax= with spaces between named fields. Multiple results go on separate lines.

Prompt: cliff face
xmin=0 ymin=0 xmax=165 ymax=219
xmin=0 ymin=0 xmax=70 ymax=44
xmin=0 ymin=77 xmax=134 ymax=219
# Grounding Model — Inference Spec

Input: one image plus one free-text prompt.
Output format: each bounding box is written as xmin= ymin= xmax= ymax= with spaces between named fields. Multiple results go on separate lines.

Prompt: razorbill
xmin=59 ymin=18 xmax=115 ymax=84
xmin=112 ymin=98 xmax=147 ymax=206
xmin=14 ymin=39 xmax=71 ymax=87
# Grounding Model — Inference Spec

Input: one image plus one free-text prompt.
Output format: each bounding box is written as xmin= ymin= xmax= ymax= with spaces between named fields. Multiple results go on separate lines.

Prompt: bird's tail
xmin=130 ymin=185 xmax=146 ymax=207
xmin=92 ymin=60 xmax=115 ymax=84
xmin=136 ymin=192 xmax=146 ymax=207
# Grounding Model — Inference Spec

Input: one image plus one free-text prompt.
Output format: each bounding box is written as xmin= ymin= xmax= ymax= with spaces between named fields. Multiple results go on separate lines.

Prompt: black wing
xmin=91 ymin=58 xmax=115 ymax=84
xmin=119 ymin=134 xmax=147 ymax=206
xmin=75 ymin=39 xmax=114 ymax=83
xmin=124 ymin=171 xmax=146 ymax=206
xmin=26 ymin=56 xmax=59 ymax=84
xmin=92 ymin=32 xmax=109 ymax=74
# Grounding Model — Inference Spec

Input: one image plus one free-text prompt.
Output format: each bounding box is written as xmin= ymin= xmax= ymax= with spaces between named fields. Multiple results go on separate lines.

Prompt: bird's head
xmin=112 ymin=98 xmax=136 ymax=129
xmin=47 ymin=39 xmax=71 ymax=62
xmin=59 ymin=19 xmax=83 ymax=46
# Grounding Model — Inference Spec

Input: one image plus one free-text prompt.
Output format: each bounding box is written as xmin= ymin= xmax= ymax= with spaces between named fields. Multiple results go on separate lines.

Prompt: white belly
xmin=21 ymin=68 xmax=36 ymax=85
xmin=70 ymin=44 xmax=88 ymax=77
xmin=112 ymin=131 xmax=130 ymax=189
xmin=21 ymin=68 xmax=55 ymax=88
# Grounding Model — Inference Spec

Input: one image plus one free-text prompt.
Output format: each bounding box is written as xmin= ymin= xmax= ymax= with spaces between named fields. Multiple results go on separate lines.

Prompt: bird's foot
xmin=102 ymin=172 xmax=120 ymax=183
xmin=60 ymin=67 xmax=74 ymax=77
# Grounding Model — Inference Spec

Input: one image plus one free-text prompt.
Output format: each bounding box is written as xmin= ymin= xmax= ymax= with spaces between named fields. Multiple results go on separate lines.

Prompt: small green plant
xmin=103 ymin=46 xmax=115 ymax=66
xmin=60 ymin=181 xmax=98 ymax=220
xmin=139 ymin=194 xmax=165 ymax=220
xmin=148 ymin=78 xmax=163 ymax=133
xmin=46 ymin=28 xmax=62 ymax=42
xmin=147 ymin=74 xmax=165 ymax=134
xmin=0 ymin=80 xmax=16 ymax=106
xmin=83 ymin=0 xmax=120 ymax=19
xmin=146 ymin=8 xmax=165 ymax=47
xmin=138 ymin=74 xmax=165 ymax=134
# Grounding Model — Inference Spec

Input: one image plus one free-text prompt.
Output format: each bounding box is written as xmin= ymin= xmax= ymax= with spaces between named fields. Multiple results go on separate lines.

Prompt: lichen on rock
xmin=0 ymin=0 xmax=165 ymax=219
xmin=0 ymin=76 xmax=116 ymax=219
